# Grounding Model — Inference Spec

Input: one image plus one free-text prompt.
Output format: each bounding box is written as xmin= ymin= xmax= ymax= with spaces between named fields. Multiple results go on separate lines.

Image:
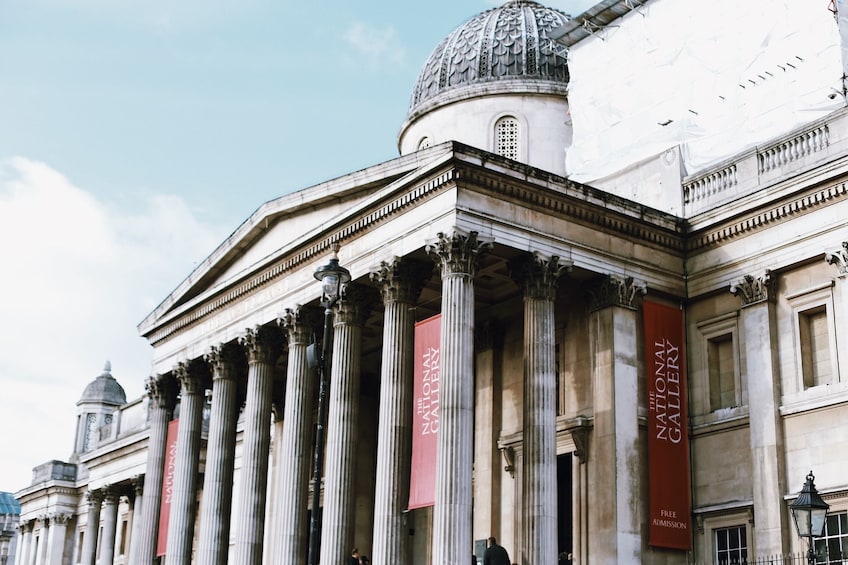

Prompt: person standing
xmin=348 ymin=548 xmax=360 ymax=565
xmin=483 ymin=536 xmax=511 ymax=565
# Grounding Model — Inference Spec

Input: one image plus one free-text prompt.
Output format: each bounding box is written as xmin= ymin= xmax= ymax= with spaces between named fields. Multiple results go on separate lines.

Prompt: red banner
xmin=157 ymin=418 xmax=179 ymax=556
xmin=643 ymin=301 xmax=692 ymax=550
xmin=408 ymin=314 xmax=441 ymax=510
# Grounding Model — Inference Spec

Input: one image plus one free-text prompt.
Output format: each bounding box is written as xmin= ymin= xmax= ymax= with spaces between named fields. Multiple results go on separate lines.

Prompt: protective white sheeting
xmin=565 ymin=0 xmax=845 ymax=182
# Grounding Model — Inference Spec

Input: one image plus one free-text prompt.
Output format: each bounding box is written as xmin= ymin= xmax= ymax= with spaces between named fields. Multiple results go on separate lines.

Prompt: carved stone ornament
xmin=510 ymin=252 xmax=572 ymax=300
xmin=334 ymin=283 xmax=379 ymax=326
xmin=278 ymin=305 xmax=320 ymax=345
xmin=85 ymin=489 xmax=103 ymax=506
xmin=50 ymin=513 xmax=71 ymax=526
xmin=730 ymin=270 xmax=775 ymax=305
xmin=825 ymin=241 xmax=848 ymax=276
xmin=239 ymin=325 xmax=281 ymax=365
xmin=588 ymin=274 xmax=647 ymax=311
xmin=204 ymin=344 xmax=240 ymax=381
xmin=425 ymin=229 xmax=493 ymax=278
xmin=145 ymin=374 xmax=176 ymax=411
xmin=369 ymin=257 xmax=432 ymax=305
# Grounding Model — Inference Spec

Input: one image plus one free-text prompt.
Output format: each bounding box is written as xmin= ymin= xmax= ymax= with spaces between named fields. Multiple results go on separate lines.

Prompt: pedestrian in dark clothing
xmin=483 ymin=536 xmax=511 ymax=565
xmin=348 ymin=548 xmax=360 ymax=565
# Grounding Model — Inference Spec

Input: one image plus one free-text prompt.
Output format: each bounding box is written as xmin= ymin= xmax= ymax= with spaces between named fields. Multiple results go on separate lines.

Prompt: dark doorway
xmin=557 ymin=453 xmax=573 ymax=563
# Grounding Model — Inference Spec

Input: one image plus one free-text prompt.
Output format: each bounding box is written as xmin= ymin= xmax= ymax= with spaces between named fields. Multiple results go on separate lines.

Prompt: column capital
xmin=334 ymin=283 xmax=378 ymax=326
xmin=425 ymin=229 xmax=492 ymax=277
xmin=370 ymin=257 xmax=432 ymax=304
xmin=131 ymin=474 xmax=144 ymax=496
xmin=588 ymin=274 xmax=646 ymax=311
xmin=85 ymin=489 xmax=104 ymax=507
xmin=278 ymin=305 xmax=321 ymax=345
xmin=510 ymin=252 xmax=572 ymax=300
xmin=240 ymin=325 xmax=282 ymax=365
xmin=825 ymin=241 xmax=848 ymax=276
xmin=49 ymin=513 xmax=71 ymax=526
xmin=101 ymin=484 xmax=118 ymax=504
xmin=730 ymin=270 xmax=775 ymax=306
xmin=205 ymin=343 xmax=241 ymax=382
xmin=174 ymin=361 xmax=204 ymax=396
xmin=145 ymin=374 xmax=176 ymax=411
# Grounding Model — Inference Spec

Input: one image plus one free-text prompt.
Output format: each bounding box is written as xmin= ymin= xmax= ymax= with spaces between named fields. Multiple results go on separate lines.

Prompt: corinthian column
xmin=15 ymin=521 xmax=31 ymax=565
xmin=587 ymin=275 xmax=645 ymax=563
xmin=165 ymin=362 xmax=206 ymax=565
xmin=730 ymin=270 xmax=787 ymax=555
xmin=46 ymin=513 xmax=69 ymax=565
xmin=273 ymin=306 xmax=319 ymax=562
xmin=370 ymin=258 xmax=430 ymax=565
xmin=319 ymin=284 xmax=375 ymax=565
xmin=197 ymin=344 xmax=241 ymax=565
xmin=512 ymin=252 xmax=569 ymax=565
xmin=80 ymin=491 xmax=102 ymax=565
xmin=135 ymin=374 xmax=176 ymax=564
xmin=425 ymin=230 xmax=491 ymax=565
xmin=100 ymin=487 xmax=119 ymax=565
xmin=234 ymin=326 xmax=280 ymax=565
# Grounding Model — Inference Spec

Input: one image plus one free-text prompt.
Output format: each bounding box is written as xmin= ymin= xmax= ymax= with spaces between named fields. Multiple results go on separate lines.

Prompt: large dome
xmin=78 ymin=361 xmax=127 ymax=406
xmin=407 ymin=0 xmax=570 ymax=120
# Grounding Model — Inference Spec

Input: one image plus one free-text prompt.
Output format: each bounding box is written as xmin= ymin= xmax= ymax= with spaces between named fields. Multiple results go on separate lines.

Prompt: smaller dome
xmin=78 ymin=361 xmax=127 ymax=406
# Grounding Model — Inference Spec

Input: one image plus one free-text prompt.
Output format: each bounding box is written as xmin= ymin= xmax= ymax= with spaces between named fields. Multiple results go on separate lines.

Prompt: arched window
xmin=418 ymin=137 xmax=432 ymax=150
xmin=495 ymin=116 xmax=520 ymax=160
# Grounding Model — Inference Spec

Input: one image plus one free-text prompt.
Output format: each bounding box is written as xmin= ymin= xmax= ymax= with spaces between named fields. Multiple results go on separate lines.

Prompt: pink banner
xmin=157 ymin=419 xmax=179 ymax=556
xmin=408 ymin=314 xmax=441 ymax=510
xmin=643 ymin=301 xmax=692 ymax=550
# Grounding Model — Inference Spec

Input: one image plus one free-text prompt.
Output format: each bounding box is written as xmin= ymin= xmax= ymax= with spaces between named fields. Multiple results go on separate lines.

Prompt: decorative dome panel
xmin=408 ymin=1 xmax=570 ymax=119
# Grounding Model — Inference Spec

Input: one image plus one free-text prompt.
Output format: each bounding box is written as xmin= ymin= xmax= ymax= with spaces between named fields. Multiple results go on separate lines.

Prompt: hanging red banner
xmin=156 ymin=418 xmax=180 ymax=556
xmin=408 ymin=314 xmax=441 ymax=510
xmin=643 ymin=301 xmax=692 ymax=550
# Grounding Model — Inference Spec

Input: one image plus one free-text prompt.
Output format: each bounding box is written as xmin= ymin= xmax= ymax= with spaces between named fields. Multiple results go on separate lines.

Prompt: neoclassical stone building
xmin=14 ymin=1 xmax=848 ymax=564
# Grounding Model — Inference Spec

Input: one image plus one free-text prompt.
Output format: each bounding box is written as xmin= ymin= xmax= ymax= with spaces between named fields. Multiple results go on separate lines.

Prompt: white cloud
xmin=343 ymin=22 xmax=406 ymax=68
xmin=0 ymin=157 xmax=224 ymax=491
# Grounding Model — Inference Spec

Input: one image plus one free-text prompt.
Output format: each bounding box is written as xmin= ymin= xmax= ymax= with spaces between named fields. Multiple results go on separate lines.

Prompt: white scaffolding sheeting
xmin=565 ymin=0 xmax=845 ymax=182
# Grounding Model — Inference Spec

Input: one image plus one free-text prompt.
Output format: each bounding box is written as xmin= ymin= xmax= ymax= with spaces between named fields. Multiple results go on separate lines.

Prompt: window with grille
xmin=813 ymin=511 xmax=848 ymax=564
xmin=800 ymin=305 xmax=833 ymax=388
xmin=714 ymin=525 xmax=748 ymax=564
xmin=495 ymin=116 xmax=519 ymax=160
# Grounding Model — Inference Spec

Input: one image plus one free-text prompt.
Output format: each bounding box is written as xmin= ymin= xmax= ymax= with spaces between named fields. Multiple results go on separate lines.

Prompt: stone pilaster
xmin=587 ymin=275 xmax=645 ymax=563
xmin=234 ymin=326 xmax=280 ymax=565
xmin=100 ymin=487 xmax=119 ymax=565
xmin=46 ymin=514 xmax=69 ymax=565
xmin=135 ymin=374 xmax=176 ymax=564
xmin=730 ymin=270 xmax=787 ymax=555
xmin=273 ymin=306 xmax=320 ymax=562
xmin=320 ymin=284 xmax=376 ymax=565
xmin=370 ymin=258 xmax=430 ymax=565
xmin=80 ymin=490 xmax=102 ymax=565
xmin=425 ymin=230 xmax=491 ymax=565
xmin=15 ymin=521 xmax=31 ymax=565
xmin=197 ymin=344 xmax=241 ymax=565
xmin=127 ymin=475 xmax=143 ymax=564
xmin=511 ymin=253 xmax=569 ymax=565
xmin=166 ymin=361 xmax=206 ymax=565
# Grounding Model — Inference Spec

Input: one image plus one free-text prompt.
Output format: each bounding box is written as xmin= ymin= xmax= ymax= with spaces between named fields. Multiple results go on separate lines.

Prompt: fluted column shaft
xmin=46 ymin=515 xmax=68 ymax=565
xmin=274 ymin=308 xmax=318 ymax=562
xmin=234 ymin=327 xmax=277 ymax=565
xmin=100 ymin=489 xmax=119 ymax=565
xmin=166 ymin=364 xmax=205 ymax=565
xmin=135 ymin=375 xmax=175 ymax=564
xmin=370 ymin=259 xmax=428 ymax=565
xmin=513 ymin=253 xmax=567 ymax=565
xmin=197 ymin=346 xmax=240 ymax=565
xmin=319 ymin=288 xmax=370 ymax=565
xmin=80 ymin=492 xmax=102 ymax=565
xmin=426 ymin=231 xmax=490 ymax=565
xmin=15 ymin=523 xmax=30 ymax=565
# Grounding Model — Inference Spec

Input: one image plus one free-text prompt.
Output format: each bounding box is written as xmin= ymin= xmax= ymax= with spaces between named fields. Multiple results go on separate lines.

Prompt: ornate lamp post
xmin=790 ymin=471 xmax=830 ymax=565
xmin=307 ymin=245 xmax=351 ymax=565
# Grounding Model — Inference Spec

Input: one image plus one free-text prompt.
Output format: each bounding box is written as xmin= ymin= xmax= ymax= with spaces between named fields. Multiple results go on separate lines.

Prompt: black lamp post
xmin=307 ymin=245 xmax=351 ymax=565
xmin=790 ymin=471 xmax=830 ymax=565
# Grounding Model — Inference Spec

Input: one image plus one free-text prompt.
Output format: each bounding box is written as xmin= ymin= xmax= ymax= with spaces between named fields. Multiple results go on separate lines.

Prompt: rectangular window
xmin=76 ymin=531 xmax=85 ymax=563
xmin=813 ymin=511 xmax=848 ymax=564
xmin=119 ymin=519 xmax=128 ymax=555
xmin=800 ymin=305 xmax=833 ymax=388
xmin=709 ymin=334 xmax=736 ymax=411
xmin=714 ymin=525 xmax=747 ymax=564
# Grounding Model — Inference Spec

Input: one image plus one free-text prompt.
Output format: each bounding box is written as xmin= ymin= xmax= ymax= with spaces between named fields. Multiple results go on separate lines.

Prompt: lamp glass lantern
xmin=313 ymin=248 xmax=351 ymax=306
xmin=790 ymin=471 xmax=829 ymax=562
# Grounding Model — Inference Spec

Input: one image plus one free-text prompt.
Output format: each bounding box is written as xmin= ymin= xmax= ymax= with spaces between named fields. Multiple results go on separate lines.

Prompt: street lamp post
xmin=307 ymin=245 xmax=351 ymax=565
xmin=790 ymin=471 xmax=830 ymax=565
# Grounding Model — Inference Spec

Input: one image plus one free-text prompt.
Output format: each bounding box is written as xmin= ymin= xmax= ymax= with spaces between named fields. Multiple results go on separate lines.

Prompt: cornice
xmin=688 ymin=178 xmax=848 ymax=250
xmin=145 ymin=169 xmax=456 ymax=346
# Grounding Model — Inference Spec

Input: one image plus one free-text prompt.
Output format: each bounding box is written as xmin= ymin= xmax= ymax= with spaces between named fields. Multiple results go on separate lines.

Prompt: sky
xmin=0 ymin=0 xmax=598 ymax=493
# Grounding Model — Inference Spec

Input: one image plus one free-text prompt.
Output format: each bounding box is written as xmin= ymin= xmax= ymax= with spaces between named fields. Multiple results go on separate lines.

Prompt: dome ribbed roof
xmin=407 ymin=1 xmax=570 ymax=119
xmin=78 ymin=361 xmax=127 ymax=406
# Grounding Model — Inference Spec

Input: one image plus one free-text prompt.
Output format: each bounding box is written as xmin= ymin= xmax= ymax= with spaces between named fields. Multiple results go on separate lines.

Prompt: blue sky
xmin=0 ymin=0 xmax=597 ymax=492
